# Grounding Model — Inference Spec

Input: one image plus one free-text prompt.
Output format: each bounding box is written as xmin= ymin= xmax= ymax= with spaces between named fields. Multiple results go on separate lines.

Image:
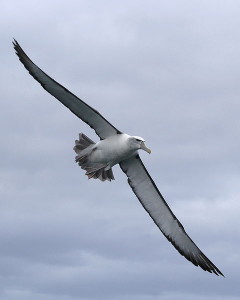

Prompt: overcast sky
xmin=1 ymin=0 xmax=240 ymax=299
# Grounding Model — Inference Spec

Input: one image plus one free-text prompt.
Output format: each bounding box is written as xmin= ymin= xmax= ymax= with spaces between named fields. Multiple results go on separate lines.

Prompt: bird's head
xmin=129 ymin=136 xmax=151 ymax=154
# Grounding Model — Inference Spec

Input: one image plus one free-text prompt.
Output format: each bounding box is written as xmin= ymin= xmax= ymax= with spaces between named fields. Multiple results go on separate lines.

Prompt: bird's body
xmin=13 ymin=40 xmax=224 ymax=276
xmin=74 ymin=133 xmax=150 ymax=181
xmin=89 ymin=134 xmax=138 ymax=167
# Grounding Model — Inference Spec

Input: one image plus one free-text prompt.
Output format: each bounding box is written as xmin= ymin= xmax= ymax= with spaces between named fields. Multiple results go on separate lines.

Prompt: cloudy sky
xmin=1 ymin=0 xmax=240 ymax=299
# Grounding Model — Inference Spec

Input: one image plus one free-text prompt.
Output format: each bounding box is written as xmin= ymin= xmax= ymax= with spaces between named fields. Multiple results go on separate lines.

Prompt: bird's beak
xmin=140 ymin=142 xmax=151 ymax=154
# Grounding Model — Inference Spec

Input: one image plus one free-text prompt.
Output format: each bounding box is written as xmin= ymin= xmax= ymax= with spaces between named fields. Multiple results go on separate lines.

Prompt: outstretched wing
xmin=120 ymin=155 xmax=224 ymax=276
xmin=13 ymin=40 xmax=121 ymax=140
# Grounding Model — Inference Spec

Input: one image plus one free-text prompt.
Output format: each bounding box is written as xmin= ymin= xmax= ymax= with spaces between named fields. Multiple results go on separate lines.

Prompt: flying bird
xmin=13 ymin=39 xmax=223 ymax=276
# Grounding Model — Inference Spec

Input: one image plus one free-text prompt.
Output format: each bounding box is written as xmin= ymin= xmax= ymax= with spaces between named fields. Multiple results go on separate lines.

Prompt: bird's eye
xmin=136 ymin=139 xmax=141 ymax=142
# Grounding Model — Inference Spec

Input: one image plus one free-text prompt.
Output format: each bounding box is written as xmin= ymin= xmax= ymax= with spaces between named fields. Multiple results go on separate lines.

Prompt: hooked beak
xmin=140 ymin=142 xmax=151 ymax=154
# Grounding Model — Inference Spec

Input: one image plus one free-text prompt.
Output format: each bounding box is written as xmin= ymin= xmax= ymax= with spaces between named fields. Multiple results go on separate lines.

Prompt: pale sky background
xmin=1 ymin=0 xmax=240 ymax=299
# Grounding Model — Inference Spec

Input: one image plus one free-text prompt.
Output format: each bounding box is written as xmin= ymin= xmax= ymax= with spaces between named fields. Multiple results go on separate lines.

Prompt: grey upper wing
xmin=120 ymin=155 xmax=223 ymax=276
xmin=13 ymin=40 xmax=121 ymax=140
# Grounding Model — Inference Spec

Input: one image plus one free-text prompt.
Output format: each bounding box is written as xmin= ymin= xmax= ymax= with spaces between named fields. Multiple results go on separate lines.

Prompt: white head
xmin=128 ymin=136 xmax=151 ymax=154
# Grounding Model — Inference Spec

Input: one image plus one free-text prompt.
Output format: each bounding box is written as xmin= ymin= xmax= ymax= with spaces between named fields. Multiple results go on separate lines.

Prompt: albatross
xmin=13 ymin=40 xmax=223 ymax=276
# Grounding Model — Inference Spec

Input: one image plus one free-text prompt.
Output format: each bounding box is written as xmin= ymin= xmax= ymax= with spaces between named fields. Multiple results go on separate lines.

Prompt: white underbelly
xmin=89 ymin=134 xmax=136 ymax=167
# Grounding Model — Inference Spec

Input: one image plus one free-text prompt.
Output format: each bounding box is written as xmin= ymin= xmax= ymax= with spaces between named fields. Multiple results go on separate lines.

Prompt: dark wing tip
xmin=169 ymin=233 xmax=224 ymax=277
xmin=166 ymin=226 xmax=224 ymax=276
xmin=12 ymin=39 xmax=47 ymax=91
xmin=13 ymin=39 xmax=32 ymax=64
xmin=12 ymin=38 xmax=17 ymax=46
xmin=198 ymin=253 xmax=224 ymax=277
xmin=13 ymin=39 xmax=21 ymax=55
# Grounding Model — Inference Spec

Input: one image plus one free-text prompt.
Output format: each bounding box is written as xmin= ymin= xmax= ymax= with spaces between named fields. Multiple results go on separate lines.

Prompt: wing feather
xmin=120 ymin=155 xmax=224 ymax=276
xmin=13 ymin=40 xmax=121 ymax=139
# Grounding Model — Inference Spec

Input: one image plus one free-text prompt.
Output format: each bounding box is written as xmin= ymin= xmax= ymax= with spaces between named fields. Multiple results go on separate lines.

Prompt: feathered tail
xmin=74 ymin=133 xmax=114 ymax=182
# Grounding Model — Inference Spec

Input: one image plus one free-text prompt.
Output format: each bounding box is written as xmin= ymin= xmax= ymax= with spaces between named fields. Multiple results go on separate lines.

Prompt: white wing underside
xmin=13 ymin=40 xmax=121 ymax=139
xmin=120 ymin=155 xmax=223 ymax=276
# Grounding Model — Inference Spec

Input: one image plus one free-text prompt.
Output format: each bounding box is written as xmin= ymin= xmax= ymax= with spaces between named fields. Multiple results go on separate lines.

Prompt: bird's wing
xmin=119 ymin=155 xmax=223 ymax=276
xmin=13 ymin=40 xmax=121 ymax=139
